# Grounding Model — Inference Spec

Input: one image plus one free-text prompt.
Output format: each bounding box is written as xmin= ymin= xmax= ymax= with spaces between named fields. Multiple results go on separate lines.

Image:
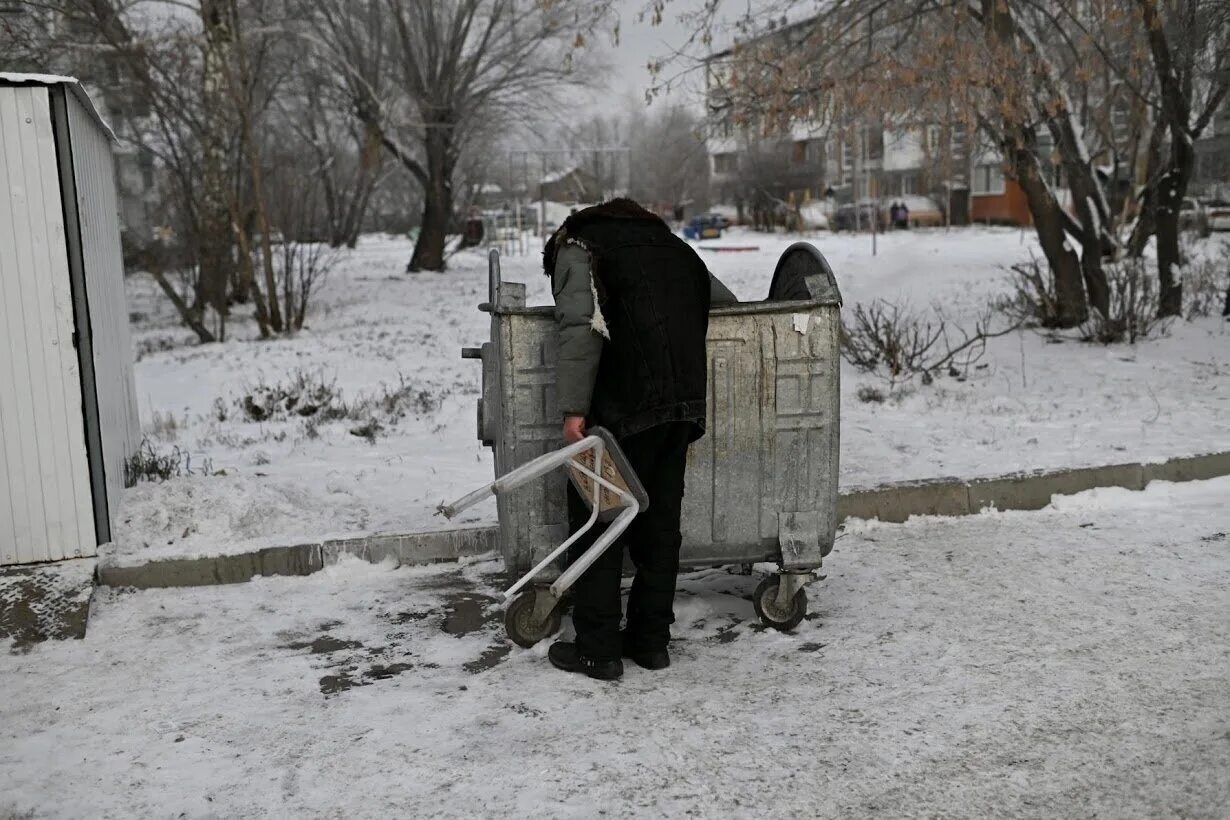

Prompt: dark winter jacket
xmin=544 ymin=198 xmax=734 ymax=440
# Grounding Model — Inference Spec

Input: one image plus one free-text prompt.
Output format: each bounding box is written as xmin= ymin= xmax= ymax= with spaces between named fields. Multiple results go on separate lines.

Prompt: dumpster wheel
xmin=505 ymin=589 xmax=563 ymax=648
xmin=753 ymin=576 xmax=808 ymax=631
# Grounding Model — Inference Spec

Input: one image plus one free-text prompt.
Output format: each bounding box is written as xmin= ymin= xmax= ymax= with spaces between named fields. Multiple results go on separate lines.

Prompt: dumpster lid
xmin=767 ymin=242 xmax=843 ymax=306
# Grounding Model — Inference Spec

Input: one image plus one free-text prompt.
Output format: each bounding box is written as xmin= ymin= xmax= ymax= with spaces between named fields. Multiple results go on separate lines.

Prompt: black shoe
xmin=548 ymin=642 xmax=623 ymax=680
xmin=622 ymin=644 xmax=670 ymax=670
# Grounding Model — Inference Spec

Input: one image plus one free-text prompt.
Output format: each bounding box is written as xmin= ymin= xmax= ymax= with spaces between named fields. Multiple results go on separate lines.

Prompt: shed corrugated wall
xmin=65 ymin=90 xmax=140 ymax=531
xmin=0 ymin=84 xmax=96 ymax=564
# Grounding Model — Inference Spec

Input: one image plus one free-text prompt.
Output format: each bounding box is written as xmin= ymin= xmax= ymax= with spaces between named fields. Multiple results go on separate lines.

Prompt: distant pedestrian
xmin=899 ymin=201 xmax=911 ymax=229
xmin=459 ymin=209 xmax=484 ymax=249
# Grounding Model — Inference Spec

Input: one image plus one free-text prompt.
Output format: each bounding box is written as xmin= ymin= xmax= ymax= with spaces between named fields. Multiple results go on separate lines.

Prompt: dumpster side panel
xmin=498 ymin=314 xmax=568 ymax=571
xmin=491 ymin=315 xmax=517 ymax=566
xmin=680 ymin=316 xmax=768 ymax=561
xmin=771 ymin=309 xmax=840 ymax=568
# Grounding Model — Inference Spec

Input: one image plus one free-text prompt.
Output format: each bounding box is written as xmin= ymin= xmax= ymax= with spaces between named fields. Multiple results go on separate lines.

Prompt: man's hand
xmin=563 ymin=415 xmax=587 ymax=444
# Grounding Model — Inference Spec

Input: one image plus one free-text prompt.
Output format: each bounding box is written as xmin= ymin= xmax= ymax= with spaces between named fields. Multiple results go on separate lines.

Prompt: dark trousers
xmin=566 ymin=421 xmax=693 ymax=661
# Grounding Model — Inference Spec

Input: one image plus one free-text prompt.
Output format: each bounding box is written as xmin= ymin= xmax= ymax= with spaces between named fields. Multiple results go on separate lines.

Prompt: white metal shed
xmin=0 ymin=73 xmax=140 ymax=566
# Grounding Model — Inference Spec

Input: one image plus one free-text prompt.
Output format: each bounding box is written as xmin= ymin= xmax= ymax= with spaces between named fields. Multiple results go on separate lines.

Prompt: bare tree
xmin=1130 ymin=0 xmax=1230 ymax=315
xmin=304 ymin=0 xmax=613 ymax=272
xmin=628 ymin=104 xmax=711 ymax=210
xmin=281 ymin=72 xmax=389 ymax=249
xmin=649 ymin=1 xmax=1148 ymax=325
xmin=8 ymin=0 xmax=299 ymax=340
xmin=570 ymin=112 xmax=630 ymax=199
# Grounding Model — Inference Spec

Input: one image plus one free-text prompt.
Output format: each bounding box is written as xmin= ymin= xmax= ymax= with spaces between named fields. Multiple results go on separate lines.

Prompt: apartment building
xmin=1193 ymin=101 xmax=1230 ymax=200
xmin=1 ymin=5 xmax=161 ymax=246
xmin=703 ymin=16 xmax=1093 ymax=227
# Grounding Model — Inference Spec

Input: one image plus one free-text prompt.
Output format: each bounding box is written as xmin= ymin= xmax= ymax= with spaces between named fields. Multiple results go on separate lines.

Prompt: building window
xmin=792 ymin=140 xmax=807 ymax=164
xmin=713 ymin=152 xmax=738 ymax=174
xmin=972 ymin=164 xmax=1006 ymax=195
xmin=827 ymin=139 xmax=846 ymax=174
xmin=865 ymin=126 xmax=884 ymax=162
xmin=900 ymin=173 xmax=918 ymax=195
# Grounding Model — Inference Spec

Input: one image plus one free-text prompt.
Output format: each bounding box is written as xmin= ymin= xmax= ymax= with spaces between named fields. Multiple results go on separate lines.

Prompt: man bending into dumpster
xmin=542 ymin=197 xmax=737 ymax=680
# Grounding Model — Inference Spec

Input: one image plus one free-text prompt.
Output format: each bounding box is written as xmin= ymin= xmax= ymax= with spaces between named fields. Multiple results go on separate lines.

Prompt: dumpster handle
xmin=488 ymin=248 xmax=501 ymax=307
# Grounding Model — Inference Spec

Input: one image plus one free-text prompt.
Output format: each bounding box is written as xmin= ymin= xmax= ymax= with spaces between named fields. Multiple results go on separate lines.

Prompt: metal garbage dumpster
xmin=462 ymin=243 xmax=842 ymax=628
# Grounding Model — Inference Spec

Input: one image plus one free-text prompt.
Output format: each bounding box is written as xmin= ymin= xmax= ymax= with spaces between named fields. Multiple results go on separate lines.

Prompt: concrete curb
xmin=97 ymin=525 xmax=499 ymax=591
xmin=97 ymin=544 xmax=324 ymax=590
xmin=97 ymin=451 xmax=1230 ymax=590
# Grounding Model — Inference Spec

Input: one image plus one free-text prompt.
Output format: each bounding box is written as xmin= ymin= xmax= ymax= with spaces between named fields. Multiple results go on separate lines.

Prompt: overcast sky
xmin=594 ymin=0 xmax=709 ymax=110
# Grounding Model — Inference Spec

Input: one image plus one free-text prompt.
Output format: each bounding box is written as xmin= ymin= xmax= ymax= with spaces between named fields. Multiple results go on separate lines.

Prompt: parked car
xmin=1205 ymin=198 xmax=1230 ymax=232
xmin=706 ymin=205 xmax=739 ymax=227
xmin=1179 ymin=197 xmax=1211 ymax=236
xmin=798 ymin=201 xmax=830 ymax=230
xmin=700 ymin=212 xmax=731 ymax=230
xmin=683 ymin=214 xmax=724 ymax=240
xmin=831 ymin=202 xmax=885 ymax=232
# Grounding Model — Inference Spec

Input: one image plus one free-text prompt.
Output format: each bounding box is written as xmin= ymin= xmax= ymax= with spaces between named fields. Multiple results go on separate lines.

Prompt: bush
xmin=1181 ymin=240 xmax=1230 ymax=319
xmin=230 ymin=370 xmax=440 ymax=441
xmin=1080 ymin=257 xmax=1171 ymax=344
xmin=272 ymin=240 xmax=337 ymax=332
xmin=367 ymin=375 xmax=442 ymax=421
xmin=239 ymin=370 xmax=348 ymax=422
xmin=123 ymin=439 xmax=213 ymax=486
xmin=856 ymin=385 xmax=886 ymax=403
xmin=995 ymin=253 xmax=1066 ymax=328
xmin=349 ymin=419 xmax=383 ymax=443
xmin=134 ymin=334 xmax=196 ymax=361
xmin=841 ymin=301 xmax=943 ymax=377
xmin=841 ymin=299 xmax=1018 ymax=384
xmin=148 ymin=411 xmax=180 ymax=441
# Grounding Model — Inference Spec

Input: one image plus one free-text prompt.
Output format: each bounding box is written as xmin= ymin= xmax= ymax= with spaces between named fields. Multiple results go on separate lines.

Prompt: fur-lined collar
xmin=542 ymin=198 xmax=666 ymax=274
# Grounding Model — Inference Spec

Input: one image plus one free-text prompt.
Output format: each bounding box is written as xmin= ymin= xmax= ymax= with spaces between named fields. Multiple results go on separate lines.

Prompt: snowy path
xmin=112 ymin=230 xmax=1230 ymax=564
xmin=4 ymin=477 xmax=1228 ymax=818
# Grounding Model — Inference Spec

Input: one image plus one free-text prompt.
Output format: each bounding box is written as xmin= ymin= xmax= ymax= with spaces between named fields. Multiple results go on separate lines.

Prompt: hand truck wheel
xmin=504 ymin=589 xmax=563 ymax=648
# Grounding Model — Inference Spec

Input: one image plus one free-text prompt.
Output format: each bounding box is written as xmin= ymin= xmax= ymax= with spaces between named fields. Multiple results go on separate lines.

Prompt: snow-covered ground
xmin=113 ymin=229 xmax=1230 ymax=563
xmin=4 ymin=478 xmax=1228 ymax=817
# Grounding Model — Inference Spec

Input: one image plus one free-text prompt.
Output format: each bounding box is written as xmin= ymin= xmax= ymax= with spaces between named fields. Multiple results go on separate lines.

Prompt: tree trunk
xmin=339 ymin=167 xmax=378 ymax=249
xmin=220 ymin=0 xmax=283 ymax=332
xmin=194 ymin=227 xmax=231 ymax=336
xmin=1126 ymin=121 xmax=1163 ymax=258
xmin=199 ymin=0 xmax=238 ymax=341
xmin=1154 ymin=152 xmax=1191 ymax=318
xmin=1045 ymin=122 xmax=1110 ymax=318
xmin=409 ymin=178 xmax=452 ymax=271
xmin=321 ymin=168 xmax=343 ymax=247
xmin=1005 ymin=130 xmax=1088 ymax=327
xmin=229 ymin=201 xmax=271 ymax=337
xmin=151 ymin=270 xmax=215 ymax=343
xmin=344 ymin=178 xmax=375 ymax=248
xmin=408 ymin=131 xmax=454 ymax=272
xmin=982 ymin=0 xmax=1085 ymax=326
xmin=1135 ymin=0 xmax=1195 ymax=318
